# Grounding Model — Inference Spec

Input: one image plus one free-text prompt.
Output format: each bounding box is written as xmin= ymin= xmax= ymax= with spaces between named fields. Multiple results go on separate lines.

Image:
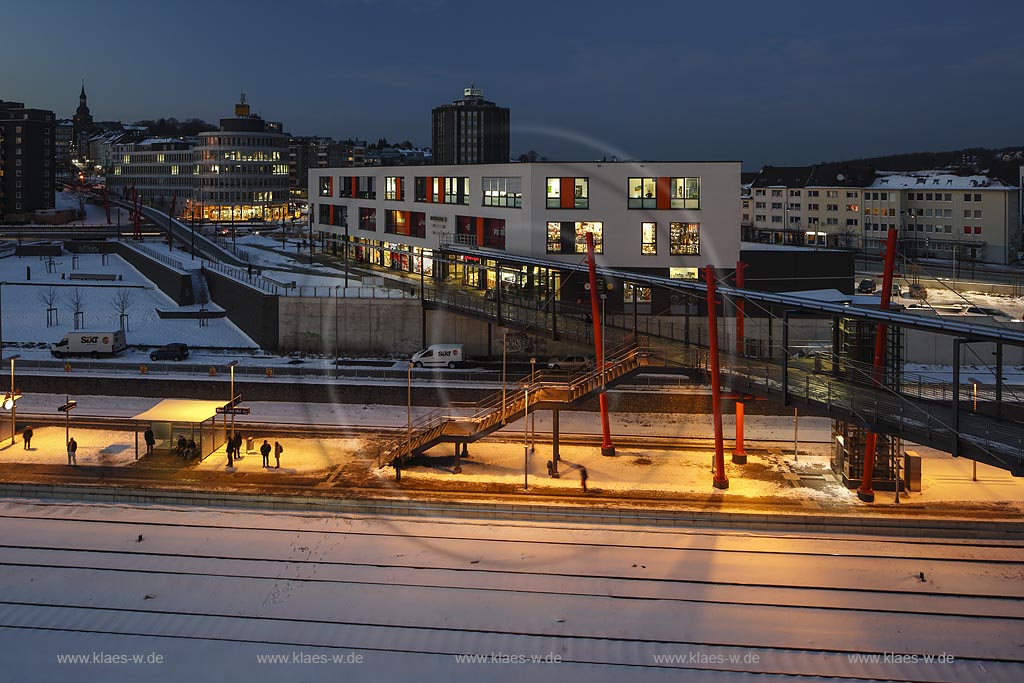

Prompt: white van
xmin=411 ymin=343 xmax=464 ymax=368
xmin=51 ymin=330 xmax=128 ymax=358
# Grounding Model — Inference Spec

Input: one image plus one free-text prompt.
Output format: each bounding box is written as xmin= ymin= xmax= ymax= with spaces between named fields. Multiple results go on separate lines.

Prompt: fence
xmin=122 ymin=241 xmax=185 ymax=272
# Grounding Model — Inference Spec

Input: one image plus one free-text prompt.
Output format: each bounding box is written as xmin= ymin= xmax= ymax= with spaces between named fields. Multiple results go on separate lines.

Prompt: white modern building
xmin=309 ymin=161 xmax=741 ymax=292
xmin=108 ymin=138 xmax=194 ymax=210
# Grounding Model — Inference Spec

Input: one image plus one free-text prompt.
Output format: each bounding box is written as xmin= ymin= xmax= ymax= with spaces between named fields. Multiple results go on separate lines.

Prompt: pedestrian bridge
xmin=396 ymin=244 xmax=1024 ymax=476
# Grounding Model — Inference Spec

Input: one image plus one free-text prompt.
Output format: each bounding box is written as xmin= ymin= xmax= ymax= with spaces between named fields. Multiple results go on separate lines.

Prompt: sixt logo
xmin=80 ymin=336 xmax=99 ymax=343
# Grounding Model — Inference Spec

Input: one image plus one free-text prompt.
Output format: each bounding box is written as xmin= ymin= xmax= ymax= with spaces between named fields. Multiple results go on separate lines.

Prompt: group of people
xmin=225 ymin=434 xmax=283 ymax=469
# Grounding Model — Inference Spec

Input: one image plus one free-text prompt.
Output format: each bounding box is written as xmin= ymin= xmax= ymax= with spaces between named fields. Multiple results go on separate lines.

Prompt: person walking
xmin=143 ymin=427 xmax=155 ymax=456
xmin=579 ymin=465 xmax=588 ymax=492
xmin=226 ymin=438 xmax=235 ymax=468
xmin=23 ymin=426 xmax=33 ymax=450
xmin=233 ymin=432 xmax=243 ymax=457
xmin=67 ymin=437 xmax=78 ymax=466
xmin=273 ymin=440 xmax=283 ymax=469
xmin=260 ymin=439 xmax=271 ymax=468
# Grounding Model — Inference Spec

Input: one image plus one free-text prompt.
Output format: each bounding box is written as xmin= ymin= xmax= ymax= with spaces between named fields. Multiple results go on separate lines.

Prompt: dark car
xmin=857 ymin=278 xmax=876 ymax=294
xmin=150 ymin=343 xmax=189 ymax=361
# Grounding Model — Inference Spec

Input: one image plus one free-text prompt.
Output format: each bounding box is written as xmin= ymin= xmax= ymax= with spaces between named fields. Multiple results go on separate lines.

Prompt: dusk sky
xmin=3 ymin=0 xmax=1022 ymax=169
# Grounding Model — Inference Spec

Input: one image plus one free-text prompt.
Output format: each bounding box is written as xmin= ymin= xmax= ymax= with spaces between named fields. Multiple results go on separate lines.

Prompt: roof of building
xmin=131 ymin=399 xmax=226 ymax=423
xmin=750 ymin=166 xmax=814 ymax=188
xmin=869 ymin=170 xmax=1018 ymax=190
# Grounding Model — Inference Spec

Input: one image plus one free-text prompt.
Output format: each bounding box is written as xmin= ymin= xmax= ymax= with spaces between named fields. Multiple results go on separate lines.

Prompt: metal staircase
xmin=381 ymin=340 xmax=653 ymax=466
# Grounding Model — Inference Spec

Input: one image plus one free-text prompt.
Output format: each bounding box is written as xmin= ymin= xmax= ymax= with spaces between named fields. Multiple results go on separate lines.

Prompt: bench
xmin=69 ymin=272 xmax=119 ymax=281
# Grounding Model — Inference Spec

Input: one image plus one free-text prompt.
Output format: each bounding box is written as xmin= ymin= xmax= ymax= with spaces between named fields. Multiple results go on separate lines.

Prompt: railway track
xmin=0 ymin=501 xmax=1020 ymax=681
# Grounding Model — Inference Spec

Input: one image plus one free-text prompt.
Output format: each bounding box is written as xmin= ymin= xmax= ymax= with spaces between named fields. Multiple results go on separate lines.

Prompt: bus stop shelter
xmin=131 ymin=399 xmax=229 ymax=461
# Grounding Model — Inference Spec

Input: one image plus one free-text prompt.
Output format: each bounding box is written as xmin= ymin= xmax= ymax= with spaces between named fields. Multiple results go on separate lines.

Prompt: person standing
xmin=273 ymin=441 xmax=283 ymax=469
xmin=67 ymin=437 xmax=78 ymax=466
xmin=226 ymin=438 xmax=235 ymax=468
xmin=23 ymin=426 xmax=33 ymax=450
xmin=260 ymin=440 xmax=271 ymax=468
xmin=579 ymin=465 xmax=588 ymax=492
xmin=144 ymin=427 xmax=155 ymax=456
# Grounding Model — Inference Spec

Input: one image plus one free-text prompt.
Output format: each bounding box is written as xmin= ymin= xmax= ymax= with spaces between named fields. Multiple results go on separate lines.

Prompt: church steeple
xmin=74 ymin=79 xmax=93 ymax=130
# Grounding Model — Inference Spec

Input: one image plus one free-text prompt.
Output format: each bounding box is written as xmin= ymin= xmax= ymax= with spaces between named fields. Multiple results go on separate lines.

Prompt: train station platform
xmin=1 ymin=406 xmax=1021 ymax=524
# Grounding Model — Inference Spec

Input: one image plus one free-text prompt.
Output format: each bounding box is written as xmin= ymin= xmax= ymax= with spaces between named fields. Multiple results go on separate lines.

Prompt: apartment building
xmin=108 ymin=138 xmax=195 ymax=210
xmin=0 ymin=100 xmax=55 ymax=221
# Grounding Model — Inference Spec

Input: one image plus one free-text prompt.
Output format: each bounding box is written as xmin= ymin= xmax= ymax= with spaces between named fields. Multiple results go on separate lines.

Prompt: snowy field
xmin=0 ymin=252 xmax=255 ymax=348
xmin=0 ymin=500 xmax=1020 ymax=682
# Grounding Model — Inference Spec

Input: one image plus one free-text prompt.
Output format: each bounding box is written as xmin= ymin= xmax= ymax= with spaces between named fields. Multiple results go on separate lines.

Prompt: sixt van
xmin=51 ymin=330 xmax=128 ymax=358
xmin=411 ymin=343 xmax=464 ymax=368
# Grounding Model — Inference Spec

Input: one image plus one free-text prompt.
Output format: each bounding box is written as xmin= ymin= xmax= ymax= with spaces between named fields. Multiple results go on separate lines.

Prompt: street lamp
xmin=529 ymin=356 xmax=536 ymax=451
xmin=3 ymin=354 xmax=19 ymax=446
xmin=968 ymin=376 xmax=981 ymax=482
xmin=228 ymin=360 xmax=239 ymax=440
xmin=407 ymin=361 xmax=414 ymax=456
xmin=502 ymin=330 xmax=508 ymax=424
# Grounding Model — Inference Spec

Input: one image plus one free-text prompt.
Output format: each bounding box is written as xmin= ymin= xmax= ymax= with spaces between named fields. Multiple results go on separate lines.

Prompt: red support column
xmin=586 ymin=232 xmax=615 ymax=456
xmin=733 ymin=261 xmax=748 ymax=464
xmin=706 ymin=265 xmax=729 ymax=489
xmin=857 ymin=228 xmax=899 ymax=503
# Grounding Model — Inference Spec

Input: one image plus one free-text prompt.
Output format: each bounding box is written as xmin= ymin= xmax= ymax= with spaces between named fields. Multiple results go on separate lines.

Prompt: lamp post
xmin=523 ymin=385 xmax=530 ymax=490
xmin=529 ymin=356 xmax=536 ymax=451
xmin=407 ymin=361 xmax=413 ymax=456
xmin=502 ymin=330 xmax=508 ymax=424
xmin=968 ymin=376 xmax=981 ymax=482
xmin=600 ymin=293 xmax=607 ymax=390
xmin=4 ymin=354 xmax=19 ymax=446
xmin=0 ymin=281 xmax=5 ymax=359
xmin=228 ymin=360 xmax=239 ymax=439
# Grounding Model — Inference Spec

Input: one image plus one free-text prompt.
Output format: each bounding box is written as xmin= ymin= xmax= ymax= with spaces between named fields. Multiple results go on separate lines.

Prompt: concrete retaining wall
xmin=203 ymin=268 xmax=279 ymax=350
xmin=114 ymin=243 xmax=194 ymax=305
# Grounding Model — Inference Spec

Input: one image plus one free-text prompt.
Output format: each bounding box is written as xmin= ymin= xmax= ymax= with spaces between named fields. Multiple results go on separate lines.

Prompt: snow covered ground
xmin=0 ymin=252 xmax=255 ymax=348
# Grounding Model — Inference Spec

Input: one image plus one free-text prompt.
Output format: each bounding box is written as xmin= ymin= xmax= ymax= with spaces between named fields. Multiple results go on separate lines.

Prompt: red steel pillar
xmin=706 ymin=265 xmax=728 ymax=489
xmin=586 ymin=232 xmax=615 ymax=456
xmin=857 ymin=228 xmax=898 ymax=503
xmin=733 ymin=261 xmax=748 ymax=465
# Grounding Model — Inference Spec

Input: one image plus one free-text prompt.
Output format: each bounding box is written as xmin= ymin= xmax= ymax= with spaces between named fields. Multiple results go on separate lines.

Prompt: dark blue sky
xmin=3 ymin=0 xmax=1022 ymax=168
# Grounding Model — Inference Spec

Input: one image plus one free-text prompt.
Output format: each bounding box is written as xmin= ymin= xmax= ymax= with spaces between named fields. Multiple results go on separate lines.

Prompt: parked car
xmin=150 ymin=343 xmax=190 ymax=361
xmin=547 ymin=355 xmax=589 ymax=371
xmin=857 ymin=278 xmax=876 ymax=294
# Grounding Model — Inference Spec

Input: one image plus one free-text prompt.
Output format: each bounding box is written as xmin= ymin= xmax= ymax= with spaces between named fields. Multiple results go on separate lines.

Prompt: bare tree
xmin=111 ymin=288 xmax=135 ymax=331
xmin=37 ymin=286 xmax=60 ymax=327
xmin=66 ymin=179 xmax=90 ymax=221
xmin=65 ymin=287 xmax=86 ymax=330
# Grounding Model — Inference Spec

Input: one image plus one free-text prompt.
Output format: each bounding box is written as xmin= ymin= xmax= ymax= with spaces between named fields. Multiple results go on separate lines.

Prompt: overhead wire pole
xmin=732 ymin=261 xmax=748 ymax=465
xmin=858 ymin=227 xmax=899 ymax=503
xmin=705 ymin=265 xmax=729 ymax=489
xmin=585 ymin=231 xmax=614 ymax=456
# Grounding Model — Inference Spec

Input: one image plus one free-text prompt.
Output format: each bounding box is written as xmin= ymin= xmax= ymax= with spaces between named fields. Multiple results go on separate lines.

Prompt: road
xmin=0 ymin=498 xmax=1020 ymax=682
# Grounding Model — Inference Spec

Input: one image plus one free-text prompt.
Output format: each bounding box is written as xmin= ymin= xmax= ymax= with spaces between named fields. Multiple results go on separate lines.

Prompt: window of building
xmin=641 ymin=222 xmax=657 ymax=254
xmin=771 ymin=216 xmax=783 ymax=223
xmin=943 ymin=193 xmax=951 ymax=201
xmin=483 ymin=177 xmax=522 ymax=208
xmin=808 ymin=190 xmax=819 ymax=197
xmin=623 ymin=283 xmax=652 ymax=304
xmin=771 ymin=202 xmax=783 ymax=210
xmin=340 ymin=176 xmax=376 ymax=199
xmin=669 ymin=222 xmax=700 ymax=255
xmin=826 ymin=190 xmax=838 ymax=198
xmin=627 ymin=177 xmax=658 ymax=208
xmin=359 ymin=207 xmax=376 ymax=231
xmin=755 ymin=201 xmax=766 ymax=209
xmin=546 ymin=177 xmax=589 ymax=209
xmin=974 ymin=210 xmax=982 ymax=219
xmin=318 ymin=204 xmax=346 ymax=227
xmin=444 ymin=177 xmax=470 ymax=205
xmin=964 ymin=193 xmax=972 ymax=202
xmin=826 ymin=204 xmax=838 ymax=211
xmin=807 ymin=203 xmax=819 ymax=210
xmin=791 ymin=190 xmax=801 ymax=196
xmin=846 ymin=204 xmax=859 ymax=212
xmin=973 ymin=193 xmax=981 ymax=202
xmin=846 ymin=218 xmax=858 ymax=226
xmin=670 ymin=177 xmax=700 ymax=209
xmin=385 ymin=177 xmax=404 ymax=201
xmin=926 ymin=193 xmax=933 ymax=201
xmin=974 ymin=226 xmax=982 ymax=235
xmin=483 ymin=217 xmax=506 ymax=249
xmin=385 ymin=210 xmax=426 ymax=238
xmin=846 ymin=191 xmax=858 ymax=198
xmin=788 ymin=203 xmax=800 ymax=210
xmin=545 ymin=221 xmax=603 ymax=254
xmin=755 ymin=214 xmax=766 ymax=222
xmin=771 ymin=189 xmax=782 ymax=197
xmin=755 ymin=189 xmax=765 ymax=196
